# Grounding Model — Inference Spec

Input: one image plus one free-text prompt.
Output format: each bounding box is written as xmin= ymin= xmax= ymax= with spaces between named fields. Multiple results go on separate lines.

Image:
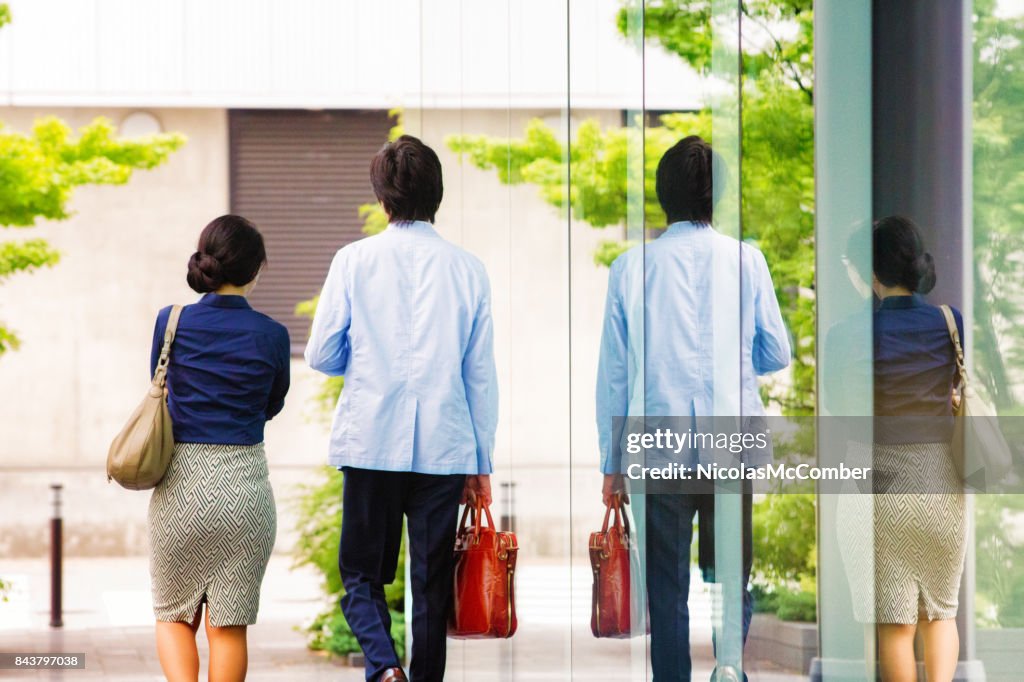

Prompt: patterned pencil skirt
xmin=148 ymin=442 xmax=276 ymax=627
xmin=837 ymin=441 xmax=967 ymax=624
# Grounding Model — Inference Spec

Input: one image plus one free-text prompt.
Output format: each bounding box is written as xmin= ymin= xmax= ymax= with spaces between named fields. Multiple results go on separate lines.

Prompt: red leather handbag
xmin=448 ymin=499 xmax=518 ymax=639
xmin=590 ymin=496 xmax=633 ymax=638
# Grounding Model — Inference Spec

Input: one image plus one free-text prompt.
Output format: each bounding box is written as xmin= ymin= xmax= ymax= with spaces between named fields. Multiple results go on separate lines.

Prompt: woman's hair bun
xmin=873 ymin=215 xmax=937 ymax=294
xmin=186 ymin=251 xmax=225 ymax=293
xmin=913 ymin=252 xmax=936 ymax=294
xmin=185 ymin=215 xmax=267 ymax=294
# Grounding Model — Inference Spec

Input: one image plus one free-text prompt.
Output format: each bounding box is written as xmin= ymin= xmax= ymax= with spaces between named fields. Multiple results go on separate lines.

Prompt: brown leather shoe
xmin=379 ymin=668 xmax=408 ymax=682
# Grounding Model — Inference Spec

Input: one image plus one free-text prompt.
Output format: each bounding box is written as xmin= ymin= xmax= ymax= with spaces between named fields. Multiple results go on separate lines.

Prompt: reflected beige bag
xmin=940 ymin=304 xmax=1013 ymax=488
xmin=106 ymin=305 xmax=183 ymax=490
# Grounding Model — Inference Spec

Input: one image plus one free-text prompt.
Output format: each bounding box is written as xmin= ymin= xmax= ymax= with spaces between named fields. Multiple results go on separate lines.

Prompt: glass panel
xmin=709 ymin=0 xmax=746 ymax=679
xmin=815 ymin=1 xmax=875 ymax=679
xmin=570 ymin=0 xmax=756 ymax=677
xmin=568 ymin=0 xmax=647 ymax=677
xmin=972 ymin=0 xmax=1024 ymax=676
xmin=415 ymin=0 xmax=572 ymax=677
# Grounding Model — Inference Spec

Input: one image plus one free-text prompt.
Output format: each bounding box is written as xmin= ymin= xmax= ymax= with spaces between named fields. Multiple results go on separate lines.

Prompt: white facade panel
xmin=268 ymin=0 xmax=355 ymax=97
xmin=460 ymin=0 xmax=510 ymax=100
xmin=509 ymin=0 xmax=570 ymax=102
xmin=0 ymin=0 xmax=701 ymax=110
xmin=96 ymin=0 xmax=185 ymax=95
xmin=419 ymin=0 xmax=463 ymax=105
xmin=9 ymin=0 xmax=98 ymax=94
xmin=183 ymin=0 xmax=274 ymax=95
xmin=353 ymin=0 xmax=420 ymax=104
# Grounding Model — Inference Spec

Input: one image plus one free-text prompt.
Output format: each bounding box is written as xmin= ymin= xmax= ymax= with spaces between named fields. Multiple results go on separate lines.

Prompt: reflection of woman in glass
xmin=866 ymin=216 xmax=967 ymax=682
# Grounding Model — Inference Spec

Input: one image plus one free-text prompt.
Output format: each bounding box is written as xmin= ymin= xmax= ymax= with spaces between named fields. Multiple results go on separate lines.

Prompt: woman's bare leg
xmin=877 ymin=623 xmax=918 ymax=682
xmin=919 ymin=618 xmax=959 ymax=682
xmin=204 ymin=608 xmax=248 ymax=682
xmin=155 ymin=607 xmax=202 ymax=682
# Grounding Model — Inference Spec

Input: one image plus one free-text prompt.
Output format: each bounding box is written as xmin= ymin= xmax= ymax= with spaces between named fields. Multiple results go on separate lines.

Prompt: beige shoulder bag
xmin=106 ymin=305 xmax=183 ymax=490
xmin=939 ymin=304 xmax=1013 ymax=488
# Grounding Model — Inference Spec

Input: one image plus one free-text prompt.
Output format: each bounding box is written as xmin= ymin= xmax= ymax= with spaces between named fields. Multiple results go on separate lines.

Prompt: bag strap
xmin=458 ymin=497 xmax=498 ymax=536
xmin=939 ymin=304 xmax=967 ymax=389
xmin=473 ymin=498 xmax=495 ymax=534
xmin=152 ymin=305 xmax=184 ymax=388
xmin=601 ymin=498 xmax=614 ymax=533
xmin=600 ymin=496 xmax=630 ymax=538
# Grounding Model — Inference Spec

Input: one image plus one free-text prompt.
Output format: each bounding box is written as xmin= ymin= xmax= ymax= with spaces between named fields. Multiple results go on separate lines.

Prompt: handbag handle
xmin=600 ymin=495 xmax=630 ymax=537
xmin=152 ymin=305 xmax=184 ymax=389
xmin=458 ymin=496 xmax=497 ymax=536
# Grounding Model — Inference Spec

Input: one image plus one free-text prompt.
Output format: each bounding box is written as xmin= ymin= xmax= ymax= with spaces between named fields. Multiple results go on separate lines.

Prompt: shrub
xmin=775 ymin=587 xmax=816 ymax=623
xmin=750 ymin=493 xmax=817 ymax=622
xmin=292 ymin=466 xmax=407 ymax=657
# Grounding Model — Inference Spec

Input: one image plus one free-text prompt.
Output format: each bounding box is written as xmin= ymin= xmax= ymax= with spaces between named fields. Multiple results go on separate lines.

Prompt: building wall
xmin=0 ymin=105 xmax=617 ymax=557
xmin=0 ymin=107 xmax=233 ymax=467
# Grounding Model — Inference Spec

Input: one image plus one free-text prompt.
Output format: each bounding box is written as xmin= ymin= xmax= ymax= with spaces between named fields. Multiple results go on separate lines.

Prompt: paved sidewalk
xmin=0 ymin=556 xmax=353 ymax=681
xmin=0 ymin=557 xmax=806 ymax=681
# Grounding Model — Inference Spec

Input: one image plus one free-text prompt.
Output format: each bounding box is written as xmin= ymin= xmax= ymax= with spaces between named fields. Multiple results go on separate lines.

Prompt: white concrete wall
xmin=0 ymin=107 xmax=229 ymax=466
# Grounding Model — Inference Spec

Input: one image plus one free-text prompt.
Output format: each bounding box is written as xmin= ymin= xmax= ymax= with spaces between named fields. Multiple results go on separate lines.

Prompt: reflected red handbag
xmin=448 ymin=499 xmax=518 ymax=639
xmin=590 ymin=496 xmax=633 ymax=638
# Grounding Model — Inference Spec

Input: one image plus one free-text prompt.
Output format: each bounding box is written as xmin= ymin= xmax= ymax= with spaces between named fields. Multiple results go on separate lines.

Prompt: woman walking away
xmin=148 ymin=215 xmax=290 ymax=682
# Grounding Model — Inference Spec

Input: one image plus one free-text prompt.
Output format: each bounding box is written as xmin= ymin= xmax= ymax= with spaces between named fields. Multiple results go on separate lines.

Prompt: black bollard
xmin=49 ymin=483 xmax=63 ymax=628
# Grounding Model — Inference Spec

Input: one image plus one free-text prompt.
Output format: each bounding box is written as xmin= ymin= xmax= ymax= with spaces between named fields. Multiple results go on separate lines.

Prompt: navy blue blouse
xmin=874 ymin=294 xmax=963 ymax=444
xmin=150 ymin=294 xmax=290 ymax=445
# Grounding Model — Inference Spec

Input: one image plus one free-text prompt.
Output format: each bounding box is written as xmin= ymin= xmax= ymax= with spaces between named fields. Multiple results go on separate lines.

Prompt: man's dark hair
xmin=655 ymin=135 xmax=723 ymax=224
xmin=370 ymin=135 xmax=444 ymax=223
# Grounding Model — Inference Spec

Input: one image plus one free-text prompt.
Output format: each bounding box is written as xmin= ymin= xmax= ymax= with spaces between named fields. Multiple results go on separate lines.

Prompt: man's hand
xmin=462 ymin=474 xmax=492 ymax=506
xmin=602 ymin=473 xmax=628 ymax=507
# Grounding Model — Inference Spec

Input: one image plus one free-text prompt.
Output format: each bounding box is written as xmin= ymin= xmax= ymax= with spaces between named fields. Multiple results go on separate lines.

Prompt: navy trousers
xmin=339 ymin=467 xmax=466 ymax=682
xmin=646 ymin=487 xmax=754 ymax=682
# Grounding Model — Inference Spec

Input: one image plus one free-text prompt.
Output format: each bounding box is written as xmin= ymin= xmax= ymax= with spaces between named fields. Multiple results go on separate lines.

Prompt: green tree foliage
xmin=975 ymin=494 xmax=1024 ymax=627
xmin=971 ymin=0 xmax=1024 ymax=411
xmin=0 ymin=116 xmax=185 ymax=228
xmin=447 ymin=1 xmax=815 ymax=414
xmin=0 ymin=4 xmax=185 ymax=355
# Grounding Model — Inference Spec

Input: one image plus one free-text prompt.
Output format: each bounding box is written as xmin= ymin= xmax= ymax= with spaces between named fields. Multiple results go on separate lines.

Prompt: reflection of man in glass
xmin=596 ymin=136 xmax=791 ymax=681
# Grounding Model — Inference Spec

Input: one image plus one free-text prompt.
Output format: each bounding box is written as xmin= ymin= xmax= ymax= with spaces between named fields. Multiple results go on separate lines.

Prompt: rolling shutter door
xmin=229 ymin=109 xmax=391 ymax=354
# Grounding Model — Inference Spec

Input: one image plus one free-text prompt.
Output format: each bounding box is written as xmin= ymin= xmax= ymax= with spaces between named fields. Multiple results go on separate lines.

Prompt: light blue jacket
xmin=597 ymin=221 xmax=791 ymax=473
xmin=305 ymin=221 xmax=498 ymax=475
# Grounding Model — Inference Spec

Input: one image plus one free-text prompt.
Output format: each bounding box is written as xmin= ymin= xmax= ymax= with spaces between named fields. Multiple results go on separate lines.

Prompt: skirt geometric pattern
xmin=837 ymin=441 xmax=967 ymax=624
xmin=148 ymin=442 xmax=276 ymax=627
